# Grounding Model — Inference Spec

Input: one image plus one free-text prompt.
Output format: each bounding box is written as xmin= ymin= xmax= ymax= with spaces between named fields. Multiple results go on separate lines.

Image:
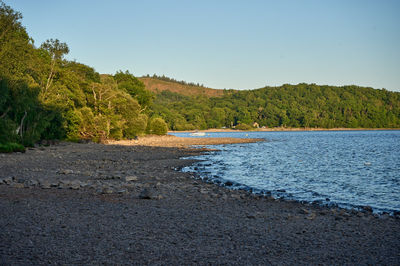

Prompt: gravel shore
xmin=1 ymin=139 xmax=399 ymax=265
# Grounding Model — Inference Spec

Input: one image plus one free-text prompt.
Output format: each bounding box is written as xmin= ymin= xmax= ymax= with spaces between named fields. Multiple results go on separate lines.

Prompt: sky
xmin=6 ymin=0 xmax=400 ymax=91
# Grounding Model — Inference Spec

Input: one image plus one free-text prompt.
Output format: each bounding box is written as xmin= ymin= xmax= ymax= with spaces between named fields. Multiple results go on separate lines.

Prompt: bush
xmin=0 ymin=142 xmax=26 ymax=153
xmin=235 ymin=123 xmax=253 ymax=131
xmin=148 ymin=118 xmax=168 ymax=135
xmin=124 ymin=114 xmax=148 ymax=138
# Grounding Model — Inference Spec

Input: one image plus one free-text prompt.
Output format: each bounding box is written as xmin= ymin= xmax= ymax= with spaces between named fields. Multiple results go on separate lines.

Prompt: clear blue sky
xmin=6 ymin=0 xmax=400 ymax=91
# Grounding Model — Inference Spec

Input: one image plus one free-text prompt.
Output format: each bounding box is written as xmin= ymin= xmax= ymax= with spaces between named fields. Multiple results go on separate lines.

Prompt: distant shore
xmin=169 ymin=127 xmax=400 ymax=133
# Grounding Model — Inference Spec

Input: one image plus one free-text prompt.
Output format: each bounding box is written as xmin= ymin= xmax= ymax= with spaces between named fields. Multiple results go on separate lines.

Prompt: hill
xmin=139 ymin=76 xmax=225 ymax=97
xmin=150 ymin=83 xmax=400 ymax=131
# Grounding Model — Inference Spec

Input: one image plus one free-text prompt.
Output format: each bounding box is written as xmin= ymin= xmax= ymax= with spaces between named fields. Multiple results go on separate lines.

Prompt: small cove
xmin=172 ymin=130 xmax=400 ymax=213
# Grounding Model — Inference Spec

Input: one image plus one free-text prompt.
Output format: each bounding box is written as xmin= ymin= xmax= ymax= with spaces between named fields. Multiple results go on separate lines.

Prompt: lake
xmin=171 ymin=130 xmax=400 ymax=213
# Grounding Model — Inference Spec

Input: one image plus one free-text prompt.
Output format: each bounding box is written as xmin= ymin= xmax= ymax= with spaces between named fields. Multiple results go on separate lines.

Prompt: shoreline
xmin=169 ymin=127 xmax=400 ymax=133
xmin=1 ymin=139 xmax=399 ymax=264
xmin=107 ymin=134 xmax=264 ymax=148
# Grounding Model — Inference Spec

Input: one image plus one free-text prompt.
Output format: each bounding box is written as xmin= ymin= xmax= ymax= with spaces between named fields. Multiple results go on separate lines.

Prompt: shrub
xmin=124 ymin=114 xmax=148 ymax=138
xmin=0 ymin=142 xmax=26 ymax=153
xmin=235 ymin=123 xmax=253 ymax=131
xmin=148 ymin=118 xmax=168 ymax=135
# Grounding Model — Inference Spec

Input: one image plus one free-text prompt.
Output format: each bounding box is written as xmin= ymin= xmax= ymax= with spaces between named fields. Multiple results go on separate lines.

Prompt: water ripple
xmin=176 ymin=130 xmax=400 ymax=213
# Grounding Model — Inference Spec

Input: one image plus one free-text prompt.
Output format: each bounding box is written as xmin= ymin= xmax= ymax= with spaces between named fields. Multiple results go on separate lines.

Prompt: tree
xmin=148 ymin=118 xmax=168 ymax=135
xmin=114 ymin=70 xmax=154 ymax=109
xmin=40 ymin=38 xmax=69 ymax=99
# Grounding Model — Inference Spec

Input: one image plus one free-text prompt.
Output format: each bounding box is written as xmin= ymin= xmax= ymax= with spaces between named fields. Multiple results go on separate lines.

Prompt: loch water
xmin=172 ymin=130 xmax=400 ymax=213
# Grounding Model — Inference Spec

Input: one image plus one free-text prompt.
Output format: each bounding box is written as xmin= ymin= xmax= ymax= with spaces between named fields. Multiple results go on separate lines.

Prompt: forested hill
xmin=138 ymin=76 xmax=225 ymax=97
xmin=150 ymin=83 xmax=400 ymax=130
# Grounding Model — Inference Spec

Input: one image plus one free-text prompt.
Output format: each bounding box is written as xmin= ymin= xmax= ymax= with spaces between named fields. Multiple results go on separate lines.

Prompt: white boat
xmin=190 ymin=131 xmax=206 ymax=136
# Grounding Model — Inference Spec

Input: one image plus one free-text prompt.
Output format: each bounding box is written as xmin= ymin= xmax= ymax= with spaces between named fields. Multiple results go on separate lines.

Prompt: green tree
xmin=148 ymin=117 xmax=168 ymax=135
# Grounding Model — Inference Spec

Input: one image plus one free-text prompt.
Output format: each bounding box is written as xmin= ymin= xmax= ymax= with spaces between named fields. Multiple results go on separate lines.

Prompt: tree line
xmin=142 ymin=74 xmax=206 ymax=88
xmin=150 ymin=83 xmax=400 ymax=130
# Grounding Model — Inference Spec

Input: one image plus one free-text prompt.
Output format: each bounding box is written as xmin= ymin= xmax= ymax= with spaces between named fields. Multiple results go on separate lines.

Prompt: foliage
xmin=148 ymin=117 xmax=168 ymax=135
xmin=143 ymin=73 xmax=205 ymax=87
xmin=150 ymin=83 xmax=400 ymax=130
xmin=235 ymin=123 xmax=253 ymax=130
xmin=114 ymin=70 xmax=154 ymax=109
xmin=0 ymin=142 xmax=25 ymax=153
xmin=0 ymin=2 xmax=151 ymax=146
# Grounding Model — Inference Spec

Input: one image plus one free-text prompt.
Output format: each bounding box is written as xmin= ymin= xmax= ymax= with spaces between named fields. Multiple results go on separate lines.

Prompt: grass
xmin=0 ymin=142 xmax=26 ymax=153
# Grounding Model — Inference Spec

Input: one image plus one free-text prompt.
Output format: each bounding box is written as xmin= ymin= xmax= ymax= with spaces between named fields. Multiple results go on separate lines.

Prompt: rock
xmin=3 ymin=177 xmax=13 ymax=185
xmin=29 ymin=179 xmax=39 ymax=187
xmin=11 ymin=183 xmax=24 ymax=188
xmin=277 ymin=189 xmax=286 ymax=193
xmin=306 ymin=213 xmax=316 ymax=220
xmin=58 ymin=169 xmax=74 ymax=175
xmin=299 ymin=208 xmax=310 ymax=215
xmin=231 ymin=194 xmax=242 ymax=200
xmin=199 ymin=188 xmax=209 ymax=194
xmin=124 ymin=176 xmax=139 ymax=182
xmin=69 ymin=180 xmax=81 ymax=190
xmin=362 ymin=206 xmax=373 ymax=212
xmin=224 ymin=181 xmax=234 ymax=186
xmin=139 ymin=188 xmax=153 ymax=199
xmin=15 ymin=178 xmax=25 ymax=183
xmin=102 ymin=187 xmax=114 ymax=194
xmin=40 ymin=180 xmax=51 ymax=189
xmin=246 ymin=214 xmax=256 ymax=219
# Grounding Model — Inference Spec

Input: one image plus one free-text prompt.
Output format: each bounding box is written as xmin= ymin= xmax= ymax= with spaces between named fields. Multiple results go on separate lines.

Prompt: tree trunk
xmin=15 ymin=110 xmax=27 ymax=137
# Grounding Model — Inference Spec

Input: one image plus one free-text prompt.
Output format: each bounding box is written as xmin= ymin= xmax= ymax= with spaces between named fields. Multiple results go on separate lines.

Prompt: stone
xmin=299 ymin=208 xmax=310 ymax=215
xmin=362 ymin=206 xmax=373 ymax=212
xmin=246 ymin=214 xmax=256 ymax=219
xmin=11 ymin=183 xmax=24 ymax=188
xmin=29 ymin=179 xmax=39 ymax=186
xmin=231 ymin=194 xmax=242 ymax=200
xmin=102 ymin=187 xmax=114 ymax=194
xmin=139 ymin=188 xmax=152 ymax=199
xmin=58 ymin=169 xmax=74 ymax=175
xmin=40 ymin=180 xmax=51 ymax=189
xmin=200 ymin=188 xmax=209 ymax=194
xmin=117 ymin=189 xmax=128 ymax=194
xmin=306 ymin=213 xmax=316 ymax=220
xmin=69 ymin=180 xmax=81 ymax=190
xmin=224 ymin=181 xmax=234 ymax=187
xmin=124 ymin=176 xmax=138 ymax=182
xmin=3 ymin=177 xmax=13 ymax=185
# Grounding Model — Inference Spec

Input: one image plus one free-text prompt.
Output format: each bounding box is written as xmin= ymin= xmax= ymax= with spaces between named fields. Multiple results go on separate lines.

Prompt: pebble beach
xmin=0 ymin=135 xmax=399 ymax=265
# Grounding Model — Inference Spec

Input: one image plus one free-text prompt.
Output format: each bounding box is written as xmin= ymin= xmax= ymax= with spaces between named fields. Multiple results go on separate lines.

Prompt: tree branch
xmin=0 ymin=106 xmax=11 ymax=119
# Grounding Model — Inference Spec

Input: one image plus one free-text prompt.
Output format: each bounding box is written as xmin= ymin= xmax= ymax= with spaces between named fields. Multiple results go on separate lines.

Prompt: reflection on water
xmin=173 ymin=130 xmax=400 ymax=213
